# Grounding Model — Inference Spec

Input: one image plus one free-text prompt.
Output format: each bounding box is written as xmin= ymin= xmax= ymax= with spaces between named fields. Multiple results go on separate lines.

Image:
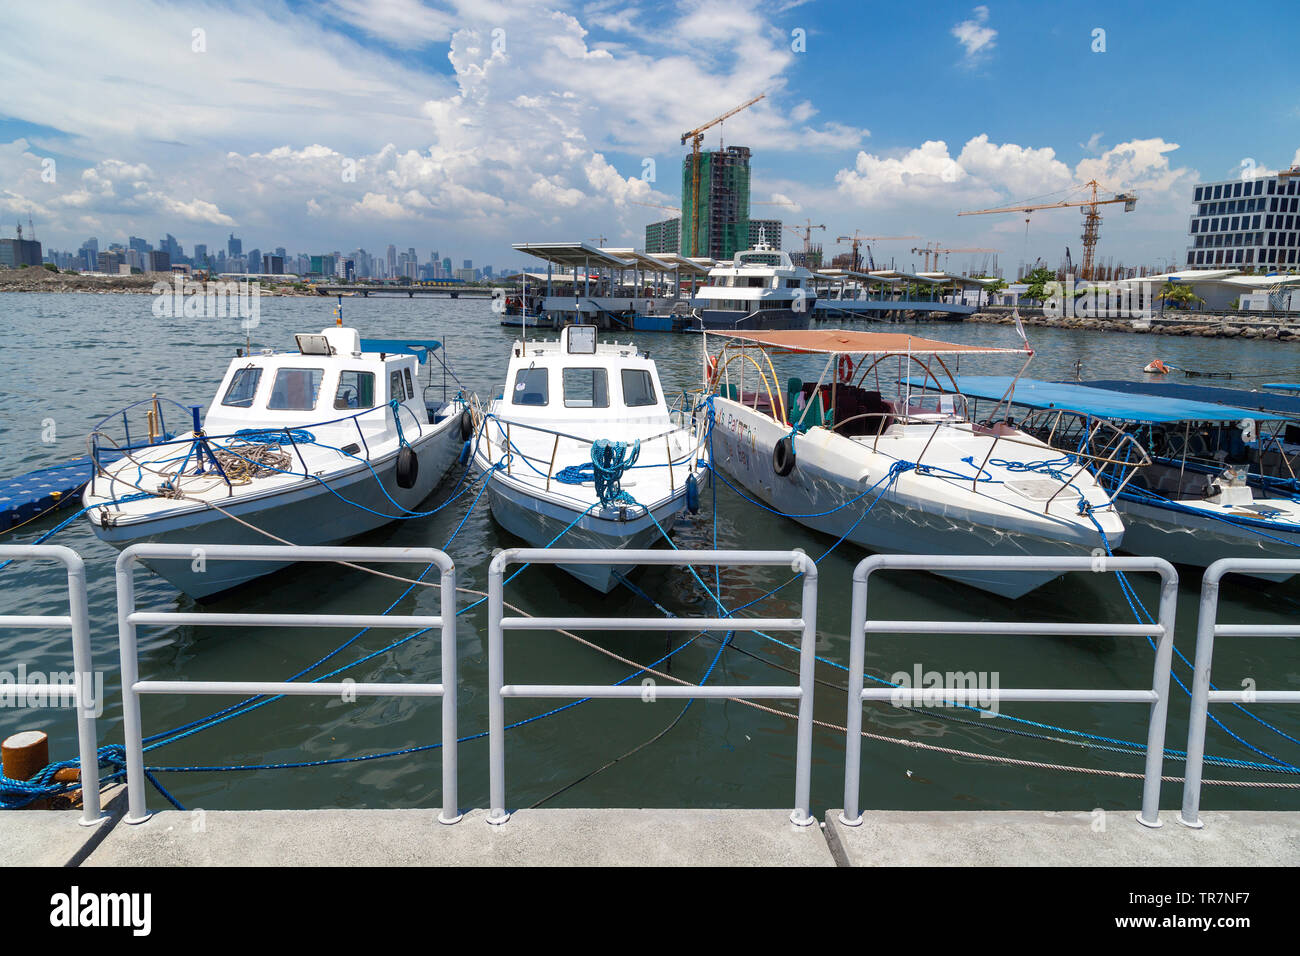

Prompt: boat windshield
xmin=267 ymin=368 xmax=323 ymax=411
xmin=513 ymin=367 xmax=549 ymax=406
xmin=222 ymin=366 xmax=262 ymax=408
xmin=563 ymin=368 xmax=609 ymax=408
xmin=621 ymin=369 xmax=656 ymax=407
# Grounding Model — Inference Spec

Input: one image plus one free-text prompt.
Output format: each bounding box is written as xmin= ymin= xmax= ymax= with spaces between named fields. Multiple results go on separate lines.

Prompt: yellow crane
xmin=911 ymin=243 xmax=1000 ymax=272
xmin=681 ymin=94 xmax=765 ymax=256
xmin=836 ymin=231 xmax=920 ymax=272
xmin=629 ymin=200 xmax=681 ymax=214
xmin=957 ymin=180 xmax=1137 ymax=280
xmin=787 ymin=220 xmax=825 ymax=252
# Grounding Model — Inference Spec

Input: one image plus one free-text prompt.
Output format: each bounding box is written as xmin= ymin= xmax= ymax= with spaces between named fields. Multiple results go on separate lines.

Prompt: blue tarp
xmin=359 ymin=338 xmax=442 ymax=363
xmin=903 ymin=375 xmax=1289 ymax=423
xmin=1264 ymin=383 xmax=1300 ymax=392
xmin=1082 ymin=380 xmax=1300 ymax=419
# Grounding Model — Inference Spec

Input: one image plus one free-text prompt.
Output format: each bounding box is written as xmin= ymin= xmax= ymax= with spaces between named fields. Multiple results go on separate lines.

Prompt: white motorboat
xmin=472 ymin=324 xmax=709 ymax=591
xmin=85 ymin=323 xmax=472 ymax=597
xmin=702 ymin=329 xmax=1128 ymax=599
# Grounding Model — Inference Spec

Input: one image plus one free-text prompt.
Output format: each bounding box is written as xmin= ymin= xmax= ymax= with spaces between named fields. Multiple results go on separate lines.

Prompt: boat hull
xmin=712 ymin=400 xmax=1122 ymax=599
xmin=483 ymin=472 xmax=701 ymax=592
xmin=89 ymin=417 xmax=465 ymax=598
xmin=1117 ymin=497 xmax=1299 ymax=582
xmin=695 ymin=305 xmax=814 ymax=331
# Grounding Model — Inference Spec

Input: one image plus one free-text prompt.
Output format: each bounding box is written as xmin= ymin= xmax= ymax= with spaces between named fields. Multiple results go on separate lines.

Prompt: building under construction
xmin=681 ymin=145 xmax=752 ymax=261
xmin=0 ymin=223 xmax=42 ymax=269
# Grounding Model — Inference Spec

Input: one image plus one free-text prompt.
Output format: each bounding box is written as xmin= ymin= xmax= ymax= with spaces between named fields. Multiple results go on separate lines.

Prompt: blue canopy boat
xmin=904 ymin=375 xmax=1300 ymax=581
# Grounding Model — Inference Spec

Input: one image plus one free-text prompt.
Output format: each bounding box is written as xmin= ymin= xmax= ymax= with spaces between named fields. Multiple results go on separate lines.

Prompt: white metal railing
xmin=1180 ymin=558 xmax=1300 ymax=829
xmin=115 ymin=544 xmax=459 ymax=824
xmin=840 ymin=554 xmax=1179 ymax=829
xmin=0 ymin=545 xmax=104 ymax=826
xmin=487 ymin=548 xmax=818 ymax=826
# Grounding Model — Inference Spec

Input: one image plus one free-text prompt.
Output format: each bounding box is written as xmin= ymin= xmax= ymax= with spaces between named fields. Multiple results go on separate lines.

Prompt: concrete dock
xmin=1 ymin=801 xmax=1294 ymax=866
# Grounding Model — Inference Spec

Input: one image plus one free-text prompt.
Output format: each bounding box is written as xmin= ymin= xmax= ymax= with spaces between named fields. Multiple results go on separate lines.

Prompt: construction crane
xmin=629 ymin=200 xmax=681 ymax=214
xmin=786 ymin=220 xmax=825 ymax=252
xmin=681 ymin=94 xmax=765 ymax=256
xmin=835 ymin=231 xmax=920 ymax=273
xmin=957 ymin=180 xmax=1137 ymax=280
xmin=910 ymin=243 xmax=1000 ymax=272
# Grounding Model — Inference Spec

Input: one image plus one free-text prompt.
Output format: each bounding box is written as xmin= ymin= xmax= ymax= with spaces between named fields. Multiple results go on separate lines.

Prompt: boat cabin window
xmin=334 ymin=370 xmax=375 ymax=410
xmin=389 ymin=369 xmax=408 ymax=402
xmin=621 ymin=369 xmax=656 ymax=407
xmin=267 ymin=368 xmax=323 ymax=411
xmin=562 ymin=368 xmax=609 ymax=408
xmin=222 ymin=366 xmax=262 ymax=408
xmin=512 ymin=367 xmax=549 ymax=406
xmin=403 ymin=368 xmax=416 ymax=400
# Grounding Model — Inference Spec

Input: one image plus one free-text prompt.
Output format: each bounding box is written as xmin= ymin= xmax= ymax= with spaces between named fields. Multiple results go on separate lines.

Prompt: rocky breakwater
xmin=965 ymin=309 xmax=1300 ymax=342
xmin=0 ymin=267 xmax=315 ymax=296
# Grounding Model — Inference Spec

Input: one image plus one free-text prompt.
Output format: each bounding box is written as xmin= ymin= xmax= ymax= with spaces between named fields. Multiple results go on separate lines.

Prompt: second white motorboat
xmin=472 ymin=325 xmax=710 ymax=591
xmin=702 ymin=329 xmax=1130 ymax=599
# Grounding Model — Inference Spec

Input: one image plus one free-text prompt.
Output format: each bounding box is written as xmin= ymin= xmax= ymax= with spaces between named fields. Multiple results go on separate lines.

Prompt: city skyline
xmin=2 ymin=1 xmax=1299 ymax=275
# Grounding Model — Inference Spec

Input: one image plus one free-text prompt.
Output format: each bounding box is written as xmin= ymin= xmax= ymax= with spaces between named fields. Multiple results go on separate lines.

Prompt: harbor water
xmin=1 ymin=291 xmax=1298 ymax=816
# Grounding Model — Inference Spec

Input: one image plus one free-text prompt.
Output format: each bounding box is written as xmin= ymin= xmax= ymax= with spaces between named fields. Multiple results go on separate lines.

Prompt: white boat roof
xmin=704 ymin=329 xmax=1031 ymax=356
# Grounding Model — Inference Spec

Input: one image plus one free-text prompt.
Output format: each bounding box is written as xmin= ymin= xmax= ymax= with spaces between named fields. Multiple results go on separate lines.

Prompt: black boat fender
xmin=773 ymin=436 xmax=796 ymax=477
xmin=459 ymin=409 xmax=474 ymax=441
xmin=396 ymin=445 xmax=419 ymax=489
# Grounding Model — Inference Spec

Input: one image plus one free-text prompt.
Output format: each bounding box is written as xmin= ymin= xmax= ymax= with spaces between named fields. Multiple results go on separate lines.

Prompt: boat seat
xmin=792 ymin=383 xmax=830 ymax=432
xmin=832 ymin=385 xmax=893 ymax=437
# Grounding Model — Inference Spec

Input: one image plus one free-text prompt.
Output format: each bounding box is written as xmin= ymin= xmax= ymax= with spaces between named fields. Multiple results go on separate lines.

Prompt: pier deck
xmin=0 ymin=458 xmax=94 ymax=531
xmin=2 ymin=804 xmax=1292 ymax=866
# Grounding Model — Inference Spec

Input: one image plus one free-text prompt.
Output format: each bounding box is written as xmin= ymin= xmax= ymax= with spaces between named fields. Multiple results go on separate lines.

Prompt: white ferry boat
xmin=691 ymin=235 xmax=817 ymax=331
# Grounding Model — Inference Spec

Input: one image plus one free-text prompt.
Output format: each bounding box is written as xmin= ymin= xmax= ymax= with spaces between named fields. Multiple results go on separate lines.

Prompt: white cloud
xmin=952 ymin=5 xmax=996 ymax=65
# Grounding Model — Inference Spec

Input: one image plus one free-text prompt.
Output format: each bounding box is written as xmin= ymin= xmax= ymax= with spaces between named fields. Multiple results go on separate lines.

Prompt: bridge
xmin=313 ymin=284 xmax=496 ymax=298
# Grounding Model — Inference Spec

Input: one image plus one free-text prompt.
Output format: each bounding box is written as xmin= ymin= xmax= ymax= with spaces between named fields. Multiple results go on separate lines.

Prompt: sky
xmin=2 ymin=0 xmax=1298 ymax=274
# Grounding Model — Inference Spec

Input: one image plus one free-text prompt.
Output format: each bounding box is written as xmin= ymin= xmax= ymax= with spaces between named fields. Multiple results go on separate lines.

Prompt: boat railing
xmin=1012 ymin=409 xmax=1154 ymax=511
xmin=113 ymin=544 xmax=460 ymax=825
xmin=88 ymin=398 xmax=427 ymax=504
xmin=0 ymin=545 xmax=104 ymax=827
xmin=478 ymin=410 xmax=703 ymax=499
xmin=841 ymin=554 xmax=1179 ymax=829
xmin=1180 ymin=557 xmax=1300 ymax=829
xmin=486 ymin=547 xmax=820 ymax=826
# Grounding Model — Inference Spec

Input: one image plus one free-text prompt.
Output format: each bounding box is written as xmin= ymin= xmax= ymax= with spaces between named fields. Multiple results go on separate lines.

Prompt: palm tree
xmin=1156 ymin=282 xmax=1204 ymax=312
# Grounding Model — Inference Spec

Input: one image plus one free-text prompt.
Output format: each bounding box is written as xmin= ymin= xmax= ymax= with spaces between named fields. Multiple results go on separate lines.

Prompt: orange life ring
xmin=706 ymin=355 xmax=719 ymax=384
xmin=837 ymin=355 xmax=855 ymax=384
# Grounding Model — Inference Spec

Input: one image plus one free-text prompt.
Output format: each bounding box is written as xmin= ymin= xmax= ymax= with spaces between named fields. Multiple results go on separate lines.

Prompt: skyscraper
xmin=228 ymin=233 xmax=242 ymax=258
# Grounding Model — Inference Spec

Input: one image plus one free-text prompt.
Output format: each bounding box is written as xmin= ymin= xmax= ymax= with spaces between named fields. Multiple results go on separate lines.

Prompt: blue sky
xmin=1 ymin=0 xmax=1296 ymax=274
